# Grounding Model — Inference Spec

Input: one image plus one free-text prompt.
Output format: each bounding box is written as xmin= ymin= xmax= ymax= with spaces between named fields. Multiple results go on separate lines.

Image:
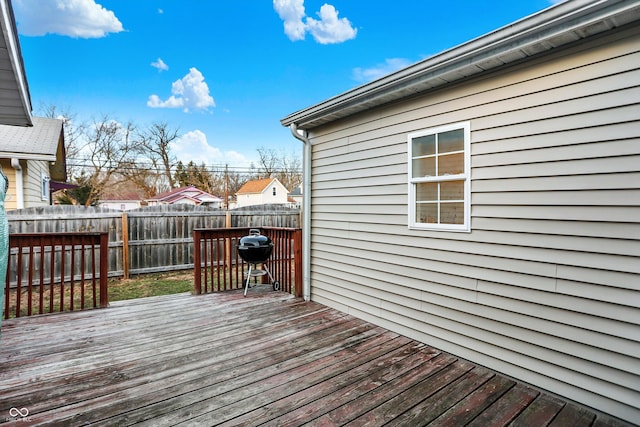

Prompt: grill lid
xmin=239 ymin=229 xmax=272 ymax=248
xmin=238 ymin=229 xmax=273 ymax=263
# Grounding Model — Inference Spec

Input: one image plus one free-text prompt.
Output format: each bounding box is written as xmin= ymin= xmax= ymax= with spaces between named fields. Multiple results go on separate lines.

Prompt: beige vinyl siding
xmin=306 ymin=25 xmax=640 ymax=422
xmin=0 ymin=159 xmax=17 ymax=210
xmin=23 ymin=160 xmax=50 ymax=208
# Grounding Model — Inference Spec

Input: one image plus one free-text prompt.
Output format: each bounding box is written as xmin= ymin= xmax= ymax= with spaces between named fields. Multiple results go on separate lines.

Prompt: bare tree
xmin=37 ymin=103 xmax=86 ymax=179
xmin=254 ymin=146 xmax=302 ymax=192
xmin=278 ymin=152 xmax=302 ymax=193
xmin=129 ymin=122 xmax=180 ymax=194
xmin=225 ymin=167 xmax=244 ymax=200
xmin=73 ymin=115 xmax=139 ymax=206
xmin=255 ymin=147 xmax=280 ymax=179
xmin=117 ymin=160 xmax=161 ymax=198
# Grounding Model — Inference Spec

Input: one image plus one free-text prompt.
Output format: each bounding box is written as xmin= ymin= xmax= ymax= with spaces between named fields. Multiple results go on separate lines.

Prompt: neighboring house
xmin=0 ymin=117 xmax=66 ymax=210
xmin=288 ymin=184 xmax=302 ymax=208
xmin=235 ymin=178 xmax=289 ymax=208
xmin=146 ymin=185 xmax=222 ymax=208
xmin=281 ymin=1 xmax=640 ymax=424
xmin=99 ymin=190 xmax=146 ymax=211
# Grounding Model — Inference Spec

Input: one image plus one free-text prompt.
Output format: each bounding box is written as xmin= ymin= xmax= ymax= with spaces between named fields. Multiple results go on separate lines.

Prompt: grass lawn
xmin=5 ymin=270 xmax=195 ymax=318
xmin=109 ymin=270 xmax=194 ymax=302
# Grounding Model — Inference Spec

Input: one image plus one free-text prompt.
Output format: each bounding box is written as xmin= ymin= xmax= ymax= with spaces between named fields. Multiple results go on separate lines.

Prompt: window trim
xmin=41 ymin=173 xmax=50 ymax=202
xmin=407 ymin=121 xmax=471 ymax=232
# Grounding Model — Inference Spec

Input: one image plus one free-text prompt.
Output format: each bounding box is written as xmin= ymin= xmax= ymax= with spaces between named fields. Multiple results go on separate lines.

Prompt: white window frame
xmin=41 ymin=174 xmax=50 ymax=201
xmin=408 ymin=121 xmax=471 ymax=232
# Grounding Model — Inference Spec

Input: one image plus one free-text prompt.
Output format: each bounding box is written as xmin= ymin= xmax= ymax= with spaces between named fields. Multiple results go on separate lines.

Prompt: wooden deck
xmin=0 ymin=287 xmax=632 ymax=426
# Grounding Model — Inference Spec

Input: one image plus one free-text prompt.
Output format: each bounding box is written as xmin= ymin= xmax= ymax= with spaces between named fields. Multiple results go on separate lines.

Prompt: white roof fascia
xmin=281 ymin=0 xmax=640 ymax=130
xmin=0 ymin=151 xmax=56 ymax=161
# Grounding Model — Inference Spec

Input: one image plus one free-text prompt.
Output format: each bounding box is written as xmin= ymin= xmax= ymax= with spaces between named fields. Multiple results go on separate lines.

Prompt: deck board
xmin=0 ymin=286 xmax=632 ymax=426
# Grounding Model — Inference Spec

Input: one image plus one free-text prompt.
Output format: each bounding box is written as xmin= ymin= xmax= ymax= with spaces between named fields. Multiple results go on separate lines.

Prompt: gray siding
xmin=306 ymin=26 xmax=640 ymax=422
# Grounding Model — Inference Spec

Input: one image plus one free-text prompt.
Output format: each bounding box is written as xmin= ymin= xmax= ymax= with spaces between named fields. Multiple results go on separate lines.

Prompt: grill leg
xmin=263 ymin=264 xmax=280 ymax=291
xmin=263 ymin=264 xmax=275 ymax=283
xmin=243 ymin=264 xmax=252 ymax=297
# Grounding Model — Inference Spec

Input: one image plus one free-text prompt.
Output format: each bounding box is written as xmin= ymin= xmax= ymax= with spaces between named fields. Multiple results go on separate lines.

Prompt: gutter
xmin=0 ymin=152 xmax=56 ymax=162
xmin=289 ymin=123 xmax=311 ymax=301
xmin=281 ymin=0 xmax=640 ymax=129
xmin=11 ymin=158 xmax=23 ymax=209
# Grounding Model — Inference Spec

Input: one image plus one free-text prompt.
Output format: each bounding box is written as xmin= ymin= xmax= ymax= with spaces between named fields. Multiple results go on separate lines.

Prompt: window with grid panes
xmin=408 ymin=122 xmax=470 ymax=231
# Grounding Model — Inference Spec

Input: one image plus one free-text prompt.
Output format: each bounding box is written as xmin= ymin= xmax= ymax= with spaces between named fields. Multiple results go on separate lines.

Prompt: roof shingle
xmin=236 ymin=178 xmax=276 ymax=194
xmin=0 ymin=116 xmax=63 ymax=160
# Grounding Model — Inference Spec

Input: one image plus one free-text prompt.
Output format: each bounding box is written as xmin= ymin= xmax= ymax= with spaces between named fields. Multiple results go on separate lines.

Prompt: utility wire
xmin=66 ymin=161 xmax=301 ymax=174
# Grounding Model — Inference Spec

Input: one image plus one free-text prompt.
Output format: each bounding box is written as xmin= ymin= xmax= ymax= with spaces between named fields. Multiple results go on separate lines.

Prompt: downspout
xmin=289 ymin=123 xmax=311 ymax=301
xmin=10 ymin=158 xmax=24 ymax=209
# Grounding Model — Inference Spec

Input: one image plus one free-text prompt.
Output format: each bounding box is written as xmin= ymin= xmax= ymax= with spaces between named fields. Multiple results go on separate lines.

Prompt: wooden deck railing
xmin=193 ymin=227 xmax=302 ymax=297
xmin=4 ymin=232 xmax=109 ymax=319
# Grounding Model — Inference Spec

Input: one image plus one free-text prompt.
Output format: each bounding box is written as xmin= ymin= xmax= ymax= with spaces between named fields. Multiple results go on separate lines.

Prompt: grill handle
xmin=249 ymin=228 xmax=261 ymax=236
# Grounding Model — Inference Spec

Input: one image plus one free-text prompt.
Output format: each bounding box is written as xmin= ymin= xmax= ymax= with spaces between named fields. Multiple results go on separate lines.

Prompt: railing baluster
xmin=14 ymin=238 xmax=25 ymax=317
xmin=49 ymin=238 xmax=55 ymax=313
xmin=213 ymin=233 xmax=218 ymax=291
xmin=225 ymin=232 xmax=231 ymax=291
xmin=234 ymin=234 xmax=240 ymax=290
xmin=91 ymin=234 xmax=97 ymax=308
xmin=39 ymin=235 xmax=45 ymax=314
xmin=60 ymin=240 xmax=65 ymax=312
xmin=80 ymin=236 xmax=86 ymax=310
xmin=70 ymin=235 xmax=75 ymax=311
xmin=204 ymin=234 xmax=208 ymax=292
xmin=193 ymin=230 xmax=202 ymax=295
xmin=27 ymin=239 xmax=34 ymax=316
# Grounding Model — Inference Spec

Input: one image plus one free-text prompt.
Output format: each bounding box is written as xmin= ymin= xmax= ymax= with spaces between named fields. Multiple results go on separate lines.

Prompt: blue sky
xmin=14 ymin=0 xmax=560 ymax=168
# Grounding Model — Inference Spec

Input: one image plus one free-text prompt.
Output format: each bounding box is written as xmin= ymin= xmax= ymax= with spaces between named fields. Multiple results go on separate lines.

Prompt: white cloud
xmin=305 ymin=4 xmax=357 ymax=44
xmin=273 ymin=0 xmax=356 ymax=44
xmin=171 ymin=130 xmax=251 ymax=166
xmin=13 ymin=0 xmax=124 ymax=38
xmin=353 ymin=58 xmax=413 ymax=82
xmin=273 ymin=0 xmax=306 ymax=41
xmin=147 ymin=68 xmax=215 ymax=112
xmin=151 ymin=58 xmax=169 ymax=72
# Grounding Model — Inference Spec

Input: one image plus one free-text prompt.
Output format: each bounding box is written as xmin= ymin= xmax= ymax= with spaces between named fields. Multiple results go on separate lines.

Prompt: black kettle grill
xmin=238 ymin=229 xmax=280 ymax=296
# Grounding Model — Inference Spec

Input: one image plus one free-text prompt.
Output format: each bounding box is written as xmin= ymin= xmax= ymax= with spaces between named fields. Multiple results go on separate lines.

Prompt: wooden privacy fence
xmin=4 ymin=232 xmax=109 ymax=319
xmin=194 ymin=227 xmax=302 ymax=297
xmin=8 ymin=204 xmax=301 ymax=278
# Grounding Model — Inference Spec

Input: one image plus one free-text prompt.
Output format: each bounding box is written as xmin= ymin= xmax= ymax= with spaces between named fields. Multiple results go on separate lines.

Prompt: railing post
xmin=193 ymin=229 xmax=202 ymax=295
xmin=100 ymin=232 xmax=109 ymax=308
